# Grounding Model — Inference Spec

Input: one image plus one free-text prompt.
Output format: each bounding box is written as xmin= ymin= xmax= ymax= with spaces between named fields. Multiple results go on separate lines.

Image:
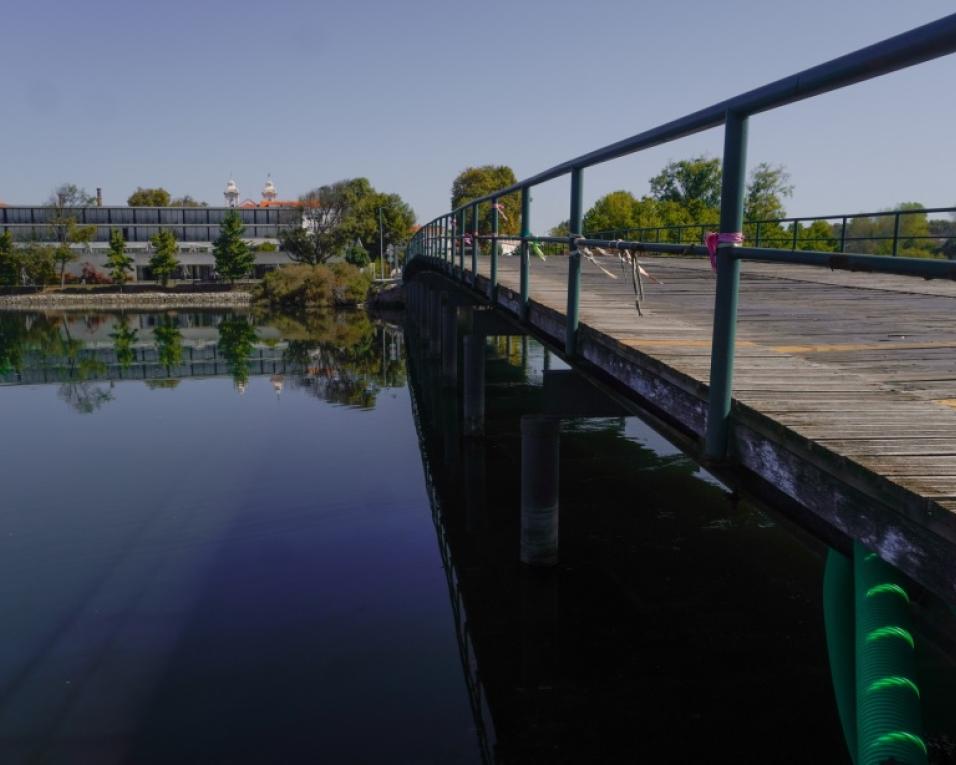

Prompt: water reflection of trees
xmin=217 ymin=315 xmax=257 ymax=389
xmin=267 ymin=310 xmax=405 ymax=409
xmin=0 ymin=309 xmax=406 ymax=410
xmin=0 ymin=313 xmax=114 ymax=413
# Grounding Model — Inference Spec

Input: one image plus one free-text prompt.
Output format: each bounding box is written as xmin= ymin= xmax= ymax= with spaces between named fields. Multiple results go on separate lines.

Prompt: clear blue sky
xmin=2 ymin=0 xmax=954 ymax=230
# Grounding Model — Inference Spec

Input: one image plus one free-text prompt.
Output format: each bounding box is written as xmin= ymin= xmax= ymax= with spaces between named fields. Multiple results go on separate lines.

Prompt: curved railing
xmin=406 ymin=13 xmax=956 ymax=461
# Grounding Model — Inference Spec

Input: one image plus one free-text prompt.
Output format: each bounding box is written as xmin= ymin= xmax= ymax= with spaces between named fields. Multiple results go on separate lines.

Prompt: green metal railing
xmin=406 ymin=13 xmax=956 ymax=461
xmin=587 ymin=205 xmax=956 ymax=258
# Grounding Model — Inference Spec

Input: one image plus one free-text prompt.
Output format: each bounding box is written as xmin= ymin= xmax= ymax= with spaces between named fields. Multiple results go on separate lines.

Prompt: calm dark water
xmin=0 ymin=309 xmax=955 ymax=763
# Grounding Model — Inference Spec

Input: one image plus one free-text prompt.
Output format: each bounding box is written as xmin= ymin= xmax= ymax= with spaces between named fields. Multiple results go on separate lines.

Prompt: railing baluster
xmin=458 ymin=209 xmax=465 ymax=277
xmin=893 ymin=211 xmax=902 ymax=256
xmin=705 ymin=110 xmax=748 ymax=460
xmin=566 ymin=168 xmax=583 ymax=356
xmin=840 ymin=216 xmax=847 ymax=253
xmin=490 ymin=198 xmax=499 ymax=300
xmin=470 ymin=203 xmax=479 ymax=281
xmin=520 ymin=187 xmax=531 ymax=320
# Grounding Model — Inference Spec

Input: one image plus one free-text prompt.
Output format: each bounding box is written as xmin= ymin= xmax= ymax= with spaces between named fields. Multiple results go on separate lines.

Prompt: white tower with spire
xmin=224 ymin=177 xmax=239 ymax=208
xmin=262 ymin=175 xmax=278 ymax=203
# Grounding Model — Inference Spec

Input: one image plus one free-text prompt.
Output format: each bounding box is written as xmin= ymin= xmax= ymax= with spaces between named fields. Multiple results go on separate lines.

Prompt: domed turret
xmin=224 ymin=178 xmax=239 ymax=208
xmin=262 ymin=175 xmax=278 ymax=202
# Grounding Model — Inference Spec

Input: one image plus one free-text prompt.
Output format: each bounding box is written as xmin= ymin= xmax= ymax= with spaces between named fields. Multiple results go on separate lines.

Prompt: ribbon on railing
xmin=463 ymin=233 xmax=473 ymax=247
xmin=705 ymin=231 xmax=744 ymax=271
xmin=492 ymin=202 xmax=508 ymax=222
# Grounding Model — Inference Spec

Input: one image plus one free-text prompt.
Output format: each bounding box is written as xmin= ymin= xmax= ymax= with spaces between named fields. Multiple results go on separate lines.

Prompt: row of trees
xmin=127 ymin=187 xmax=207 ymax=207
xmin=0 ymin=209 xmax=257 ymax=287
xmin=446 ymin=161 xmax=955 ymax=259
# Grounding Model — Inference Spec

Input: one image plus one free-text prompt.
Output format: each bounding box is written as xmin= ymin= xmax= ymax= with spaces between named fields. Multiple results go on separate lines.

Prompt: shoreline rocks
xmin=0 ymin=292 xmax=253 ymax=311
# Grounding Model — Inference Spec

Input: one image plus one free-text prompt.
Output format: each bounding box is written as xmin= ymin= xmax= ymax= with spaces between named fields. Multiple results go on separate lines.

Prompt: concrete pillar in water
xmin=520 ymin=415 xmax=560 ymax=566
xmin=441 ymin=298 xmax=458 ymax=386
xmin=463 ymin=334 xmax=485 ymax=437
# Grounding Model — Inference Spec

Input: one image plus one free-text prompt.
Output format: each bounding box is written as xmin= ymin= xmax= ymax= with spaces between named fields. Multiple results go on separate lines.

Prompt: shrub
xmin=254 ymin=263 xmax=371 ymax=308
xmin=80 ymin=263 xmax=112 ymax=284
xmin=257 ymin=241 xmax=279 ymax=252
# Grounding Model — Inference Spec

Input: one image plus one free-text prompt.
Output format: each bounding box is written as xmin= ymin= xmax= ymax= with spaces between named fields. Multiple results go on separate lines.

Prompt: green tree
xmin=106 ymin=228 xmax=135 ymax=284
xmin=128 ymin=187 xmax=171 ymax=206
xmin=218 ymin=315 xmax=257 ymax=388
xmin=110 ymin=317 xmax=139 ymax=369
xmin=797 ymin=220 xmax=838 ymax=252
xmin=744 ymin=163 xmax=793 ymax=222
xmin=345 ymin=239 xmax=370 ymax=267
xmin=169 ymin=195 xmax=207 ymax=207
xmin=149 ymin=230 xmax=180 ymax=286
xmin=47 ymin=185 xmax=96 ymax=285
xmin=282 ymin=179 xmax=415 ymax=265
xmin=53 ymin=219 xmax=96 ymax=286
xmin=583 ymin=191 xmax=639 ymax=235
xmin=154 ymin=316 xmax=183 ymax=372
xmin=49 ymin=183 xmax=95 ymax=208
xmin=0 ymin=231 xmax=20 ymax=286
xmin=451 ymin=165 xmax=520 ymax=237
xmin=649 ymin=156 xmax=722 ymax=216
xmin=213 ymin=209 xmax=255 ymax=281
xmin=844 ymin=203 xmax=933 ymax=257
xmin=21 ymin=245 xmax=57 ymax=285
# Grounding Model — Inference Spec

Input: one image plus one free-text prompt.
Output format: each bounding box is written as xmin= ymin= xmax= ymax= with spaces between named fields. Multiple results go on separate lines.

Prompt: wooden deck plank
xmin=489 ymin=255 xmax=956 ymax=501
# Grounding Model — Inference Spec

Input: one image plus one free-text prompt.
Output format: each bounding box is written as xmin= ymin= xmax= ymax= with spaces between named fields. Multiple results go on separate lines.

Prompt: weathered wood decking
xmin=413 ymin=254 xmax=956 ymax=598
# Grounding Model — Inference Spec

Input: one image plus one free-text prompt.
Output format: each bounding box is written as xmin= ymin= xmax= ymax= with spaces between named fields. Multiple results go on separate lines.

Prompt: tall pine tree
xmin=106 ymin=228 xmax=135 ymax=284
xmin=149 ymin=230 xmax=180 ymax=286
xmin=214 ymin=210 xmax=255 ymax=282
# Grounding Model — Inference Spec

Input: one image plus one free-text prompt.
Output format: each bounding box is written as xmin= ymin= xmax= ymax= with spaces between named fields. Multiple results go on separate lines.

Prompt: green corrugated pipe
xmin=854 ymin=541 xmax=926 ymax=765
xmin=824 ymin=544 xmax=926 ymax=764
xmin=824 ymin=548 xmax=858 ymax=763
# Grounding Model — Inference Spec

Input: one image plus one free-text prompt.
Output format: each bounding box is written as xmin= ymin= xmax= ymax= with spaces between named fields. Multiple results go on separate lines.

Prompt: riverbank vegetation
xmin=253 ymin=263 xmax=371 ymax=308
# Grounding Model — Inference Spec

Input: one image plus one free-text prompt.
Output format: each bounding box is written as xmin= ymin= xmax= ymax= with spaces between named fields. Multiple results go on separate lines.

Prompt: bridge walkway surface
xmin=415 ymin=254 xmax=956 ymax=595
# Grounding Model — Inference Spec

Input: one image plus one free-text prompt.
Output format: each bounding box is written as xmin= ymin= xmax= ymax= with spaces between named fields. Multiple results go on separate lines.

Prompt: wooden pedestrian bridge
xmin=402 ymin=13 xmax=956 ymax=608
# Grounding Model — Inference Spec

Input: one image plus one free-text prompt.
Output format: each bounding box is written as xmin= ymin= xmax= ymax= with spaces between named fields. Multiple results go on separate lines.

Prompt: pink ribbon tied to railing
xmin=463 ymin=233 xmax=473 ymax=247
xmin=492 ymin=202 xmax=508 ymax=221
xmin=705 ymin=231 xmax=744 ymax=271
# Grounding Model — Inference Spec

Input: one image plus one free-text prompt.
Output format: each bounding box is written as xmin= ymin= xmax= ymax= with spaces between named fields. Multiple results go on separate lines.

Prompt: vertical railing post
xmin=791 ymin=218 xmax=799 ymax=250
xmin=704 ymin=110 xmax=748 ymax=460
xmin=489 ymin=198 xmax=499 ymax=301
xmin=892 ymin=211 xmax=901 ymax=256
xmin=446 ymin=216 xmax=451 ymax=267
xmin=458 ymin=209 xmax=465 ymax=277
xmin=520 ymin=186 xmax=531 ymax=320
xmin=755 ymin=221 xmax=761 ymax=248
xmin=470 ymin=203 xmax=479 ymax=282
xmin=443 ymin=216 xmax=449 ymax=267
xmin=565 ymin=168 xmax=583 ymax=356
xmin=840 ymin=216 xmax=847 ymax=253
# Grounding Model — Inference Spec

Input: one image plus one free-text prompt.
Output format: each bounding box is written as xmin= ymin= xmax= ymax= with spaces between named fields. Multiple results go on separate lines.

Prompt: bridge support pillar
xmin=441 ymin=298 xmax=458 ymax=386
xmin=520 ymin=415 xmax=560 ymax=566
xmin=463 ymin=334 xmax=485 ymax=437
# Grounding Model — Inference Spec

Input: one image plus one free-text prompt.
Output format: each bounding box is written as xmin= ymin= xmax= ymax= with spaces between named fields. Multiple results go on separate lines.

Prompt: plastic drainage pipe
xmin=824 ymin=544 xmax=926 ymax=765
xmin=824 ymin=548 xmax=858 ymax=763
xmin=854 ymin=541 xmax=926 ymax=765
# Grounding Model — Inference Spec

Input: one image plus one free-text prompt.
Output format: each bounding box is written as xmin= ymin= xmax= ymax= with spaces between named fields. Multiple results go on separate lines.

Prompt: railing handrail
xmin=409 ymin=13 xmax=956 ymax=462
xmin=439 ymin=13 xmax=956 ymax=215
